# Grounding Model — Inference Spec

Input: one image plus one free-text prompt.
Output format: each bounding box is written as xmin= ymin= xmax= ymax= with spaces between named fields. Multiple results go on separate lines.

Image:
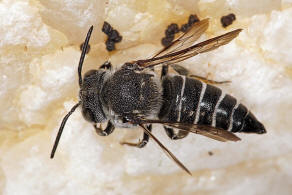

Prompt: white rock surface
xmin=0 ymin=0 xmax=292 ymax=194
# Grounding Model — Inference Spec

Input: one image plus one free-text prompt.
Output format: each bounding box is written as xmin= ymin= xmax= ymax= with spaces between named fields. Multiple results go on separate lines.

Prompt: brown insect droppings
xmin=161 ymin=14 xmax=200 ymax=47
xmin=221 ymin=13 xmax=236 ymax=28
xmin=102 ymin=21 xmax=122 ymax=51
xmin=181 ymin=14 xmax=200 ymax=32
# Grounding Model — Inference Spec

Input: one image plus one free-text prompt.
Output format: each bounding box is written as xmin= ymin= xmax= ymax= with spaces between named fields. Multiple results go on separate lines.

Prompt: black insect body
xmin=51 ymin=19 xmax=266 ymax=175
xmin=159 ymin=72 xmax=266 ymax=138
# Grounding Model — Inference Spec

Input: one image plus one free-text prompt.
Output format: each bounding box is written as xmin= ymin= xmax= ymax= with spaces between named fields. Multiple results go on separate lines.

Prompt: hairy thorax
xmin=101 ymin=68 xmax=162 ymax=120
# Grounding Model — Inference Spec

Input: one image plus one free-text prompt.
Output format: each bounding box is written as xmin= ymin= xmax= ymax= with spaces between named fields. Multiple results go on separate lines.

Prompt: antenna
xmin=50 ymin=102 xmax=81 ymax=158
xmin=51 ymin=25 xmax=94 ymax=159
xmin=78 ymin=26 xmax=94 ymax=87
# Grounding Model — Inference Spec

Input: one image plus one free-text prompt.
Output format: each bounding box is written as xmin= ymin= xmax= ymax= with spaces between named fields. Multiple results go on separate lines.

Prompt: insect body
xmin=159 ymin=72 xmax=266 ymax=139
xmin=51 ymin=19 xmax=266 ymax=175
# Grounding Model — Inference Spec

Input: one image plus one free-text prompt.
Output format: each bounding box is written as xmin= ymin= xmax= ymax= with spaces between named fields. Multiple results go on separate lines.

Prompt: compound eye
xmin=82 ymin=107 xmax=96 ymax=123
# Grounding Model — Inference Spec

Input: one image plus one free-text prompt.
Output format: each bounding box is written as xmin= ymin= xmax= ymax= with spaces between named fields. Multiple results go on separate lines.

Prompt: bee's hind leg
xmin=94 ymin=121 xmax=115 ymax=136
xmin=164 ymin=126 xmax=189 ymax=140
xmin=121 ymin=124 xmax=152 ymax=148
xmin=171 ymin=64 xmax=230 ymax=84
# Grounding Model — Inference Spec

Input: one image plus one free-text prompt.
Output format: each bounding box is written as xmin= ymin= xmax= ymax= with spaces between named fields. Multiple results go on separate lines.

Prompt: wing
xmin=135 ymin=29 xmax=242 ymax=68
xmin=140 ymin=120 xmax=241 ymax=142
xmin=139 ymin=124 xmax=192 ymax=175
xmin=153 ymin=18 xmax=209 ymax=58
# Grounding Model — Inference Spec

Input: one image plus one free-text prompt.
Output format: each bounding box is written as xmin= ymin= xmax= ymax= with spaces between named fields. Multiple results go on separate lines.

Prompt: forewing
xmin=153 ymin=19 xmax=209 ymax=58
xmin=135 ymin=29 xmax=242 ymax=68
xmin=139 ymin=124 xmax=192 ymax=175
xmin=167 ymin=122 xmax=241 ymax=142
xmin=141 ymin=120 xmax=241 ymax=142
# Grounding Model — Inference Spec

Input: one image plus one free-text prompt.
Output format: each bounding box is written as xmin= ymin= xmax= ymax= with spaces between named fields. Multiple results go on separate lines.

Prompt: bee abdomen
xmin=229 ymin=103 xmax=266 ymax=134
xmin=159 ymin=75 xmax=202 ymax=123
xmin=215 ymin=94 xmax=237 ymax=130
xmin=196 ymin=84 xmax=222 ymax=126
xmin=160 ymin=75 xmax=266 ymax=134
xmin=201 ymin=84 xmax=266 ymax=134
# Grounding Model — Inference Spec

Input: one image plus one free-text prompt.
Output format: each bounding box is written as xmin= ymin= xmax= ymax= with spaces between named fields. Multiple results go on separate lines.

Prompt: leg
xmin=164 ymin=125 xmax=189 ymax=140
xmin=161 ymin=65 xmax=169 ymax=79
xmin=121 ymin=124 xmax=152 ymax=148
xmin=189 ymin=74 xmax=230 ymax=84
xmin=94 ymin=121 xmax=115 ymax=136
xmin=99 ymin=61 xmax=112 ymax=70
xmin=171 ymin=64 xmax=230 ymax=84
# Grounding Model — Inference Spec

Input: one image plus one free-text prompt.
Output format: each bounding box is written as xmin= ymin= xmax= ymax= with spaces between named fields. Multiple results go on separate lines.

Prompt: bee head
xmin=79 ymin=69 xmax=107 ymax=123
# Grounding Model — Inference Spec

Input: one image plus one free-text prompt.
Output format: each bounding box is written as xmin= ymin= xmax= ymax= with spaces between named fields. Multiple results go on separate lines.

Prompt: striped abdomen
xmin=158 ymin=75 xmax=266 ymax=134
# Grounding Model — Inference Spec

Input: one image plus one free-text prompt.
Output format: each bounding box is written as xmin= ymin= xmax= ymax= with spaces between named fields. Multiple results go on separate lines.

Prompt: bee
xmin=50 ymin=19 xmax=266 ymax=175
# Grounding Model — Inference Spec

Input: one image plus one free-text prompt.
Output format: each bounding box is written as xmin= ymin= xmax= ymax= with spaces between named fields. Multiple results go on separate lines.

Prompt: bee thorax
xmin=101 ymin=68 xmax=162 ymax=118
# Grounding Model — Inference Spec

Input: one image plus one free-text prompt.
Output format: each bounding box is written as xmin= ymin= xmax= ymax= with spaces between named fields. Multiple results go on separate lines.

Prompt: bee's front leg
xmin=94 ymin=121 xmax=115 ymax=136
xmin=120 ymin=124 xmax=152 ymax=148
xmin=99 ymin=61 xmax=112 ymax=70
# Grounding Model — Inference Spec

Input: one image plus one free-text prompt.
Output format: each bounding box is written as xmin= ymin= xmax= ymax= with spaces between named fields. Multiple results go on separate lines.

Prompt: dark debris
xmin=161 ymin=14 xmax=200 ymax=47
xmin=102 ymin=21 xmax=122 ymax=51
xmin=181 ymin=14 xmax=200 ymax=32
xmin=105 ymin=39 xmax=116 ymax=51
xmin=165 ymin=23 xmax=180 ymax=37
xmin=102 ymin=21 xmax=113 ymax=35
xmin=161 ymin=34 xmax=175 ymax=48
xmin=188 ymin=14 xmax=200 ymax=26
xmin=221 ymin=13 xmax=236 ymax=28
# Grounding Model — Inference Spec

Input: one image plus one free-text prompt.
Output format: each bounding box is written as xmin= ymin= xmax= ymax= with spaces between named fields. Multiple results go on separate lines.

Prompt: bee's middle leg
xmin=121 ymin=124 xmax=152 ymax=148
xmin=164 ymin=126 xmax=189 ymax=140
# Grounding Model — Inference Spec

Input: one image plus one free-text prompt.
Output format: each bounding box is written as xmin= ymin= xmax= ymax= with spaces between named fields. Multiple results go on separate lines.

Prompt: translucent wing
xmin=135 ymin=29 xmax=242 ymax=68
xmin=153 ymin=18 xmax=209 ymax=58
xmin=139 ymin=124 xmax=192 ymax=175
xmin=141 ymin=120 xmax=241 ymax=142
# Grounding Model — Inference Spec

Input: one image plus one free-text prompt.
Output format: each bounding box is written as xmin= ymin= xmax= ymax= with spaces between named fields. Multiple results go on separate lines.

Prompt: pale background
xmin=0 ymin=0 xmax=292 ymax=194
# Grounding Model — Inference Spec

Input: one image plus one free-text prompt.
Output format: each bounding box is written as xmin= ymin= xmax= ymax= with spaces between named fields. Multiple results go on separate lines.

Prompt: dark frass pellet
xmin=161 ymin=14 xmax=200 ymax=47
xmin=180 ymin=23 xmax=190 ymax=33
xmin=102 ymin=21 xmax=113 ymax=35
xmin=165 ymin=23 xmax=180 ymax=37
xmin=180 ymin=14 xmax=200 ymax=32
xmin=161 ymin=34 xmax=175 ymax=47
xmin=106 ymin=39 xmax=115 ymax=51
xmin=188 ymin=14 xmax=199 ymax=26
xmin=110 ymin=30 xmax=122 ymax=43
xmin=102 ymin=21 xmax=123 ymax=51
xmin=221 ymin=13 xmax=236 ymax=28
xmin=80 ymin=42 xmax=90 ymax=54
